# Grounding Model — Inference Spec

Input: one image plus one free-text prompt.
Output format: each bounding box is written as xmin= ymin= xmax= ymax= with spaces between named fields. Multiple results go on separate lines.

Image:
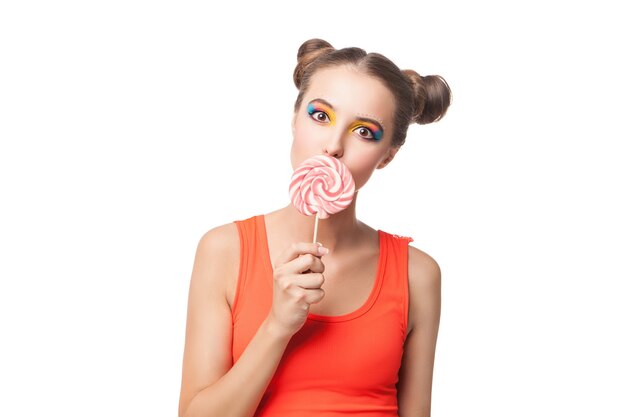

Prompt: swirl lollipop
xmin=289 ymin=155 xmax=355 ymax=243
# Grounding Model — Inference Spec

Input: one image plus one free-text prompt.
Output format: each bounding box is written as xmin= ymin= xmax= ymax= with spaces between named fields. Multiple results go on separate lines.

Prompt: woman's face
xmin=290 ymin=65 xmax=399 ymax=191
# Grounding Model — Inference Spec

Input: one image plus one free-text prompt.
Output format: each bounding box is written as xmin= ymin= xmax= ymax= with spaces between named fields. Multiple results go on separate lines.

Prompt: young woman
xmin=178 ymin=38 xmax=451 ymax=417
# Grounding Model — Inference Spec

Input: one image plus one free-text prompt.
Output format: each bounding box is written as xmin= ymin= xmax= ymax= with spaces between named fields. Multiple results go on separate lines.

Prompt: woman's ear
xmin=377 ymin=146 xmax=399 ymax=169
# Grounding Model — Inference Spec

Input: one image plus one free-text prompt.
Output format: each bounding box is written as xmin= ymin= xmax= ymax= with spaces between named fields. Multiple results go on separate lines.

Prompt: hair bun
xmin=403 ymin=69 xmax=452 ymax=125
xmin=293 ymin=39 xmax=335 ymax=89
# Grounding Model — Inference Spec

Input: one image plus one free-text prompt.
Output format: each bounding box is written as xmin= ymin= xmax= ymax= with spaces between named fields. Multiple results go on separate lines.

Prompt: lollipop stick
xmin=313 ymin=212 xmax=319 ymax=244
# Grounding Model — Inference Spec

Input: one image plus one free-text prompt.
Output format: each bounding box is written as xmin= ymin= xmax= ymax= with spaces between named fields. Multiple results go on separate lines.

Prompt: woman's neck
xmin=273 ymin=191 xmax=362 ymax=253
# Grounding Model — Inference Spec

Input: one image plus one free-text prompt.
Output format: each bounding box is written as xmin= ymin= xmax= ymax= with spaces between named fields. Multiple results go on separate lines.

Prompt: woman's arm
xmin=397 ymin=246 xmax=442 ymax=417
xmin=178 ymin=224 xmax=327 ymax=417
xmin=177 ymin=224 xmax=292 ymax=417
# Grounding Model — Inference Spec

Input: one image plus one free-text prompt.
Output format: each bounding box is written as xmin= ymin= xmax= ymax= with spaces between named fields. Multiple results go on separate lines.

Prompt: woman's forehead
xmin=304 ymin=66 xmax=395 ymax=121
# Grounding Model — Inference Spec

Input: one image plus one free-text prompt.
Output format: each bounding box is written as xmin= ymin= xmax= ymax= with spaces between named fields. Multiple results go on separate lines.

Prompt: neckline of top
xmin=257 ymin=214 xmax=387 ymax=323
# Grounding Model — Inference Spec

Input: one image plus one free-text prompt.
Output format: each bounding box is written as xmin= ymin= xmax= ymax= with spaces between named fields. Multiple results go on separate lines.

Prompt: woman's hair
xmin=293 ymin=38 xmax=452 ymax=148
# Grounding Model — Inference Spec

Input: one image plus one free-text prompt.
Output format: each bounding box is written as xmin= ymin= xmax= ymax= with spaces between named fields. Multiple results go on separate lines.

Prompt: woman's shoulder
xmin=375 ymin=223 xmax=440 ymax=287
xmin=406 ymin=244 xmax=441 ymax=332
xmin=193 ymin=222 xmax=241 ymax=305
xmin=197 ymin=221 xmax=240 ymax=255
xmin=407 ymin=245 xmax=441 ymax=287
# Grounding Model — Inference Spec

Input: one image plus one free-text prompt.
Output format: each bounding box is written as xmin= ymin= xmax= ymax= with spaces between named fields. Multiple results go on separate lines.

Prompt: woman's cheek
xmin=292 ymin=122 xmax=322 ymax=149
xmin=349 ymin=152 xmax=381 ymax=174
xmin=290 ymin=128 xmax=319 ymax=168
xmin=346 ymin=154 xmax=381 ymax=190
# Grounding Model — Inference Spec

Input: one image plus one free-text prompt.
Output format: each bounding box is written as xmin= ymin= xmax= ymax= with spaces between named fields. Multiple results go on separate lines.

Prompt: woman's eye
xmin=310 ymin=111 xmax=329 ymax=123
xmin=354 ymin=126 xmax=374 ymax=140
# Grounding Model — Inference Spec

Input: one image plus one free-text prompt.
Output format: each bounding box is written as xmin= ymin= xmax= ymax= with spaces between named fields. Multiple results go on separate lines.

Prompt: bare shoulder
xmin=407 ymin=245 xmax=441 ymax=287
xmin=406 ymin=245 xmax=442 ymax=333
xmin=194 ymin=222 xmax=240 ymax=309
xmin=197 ymin=222 xmax=240 ymax=256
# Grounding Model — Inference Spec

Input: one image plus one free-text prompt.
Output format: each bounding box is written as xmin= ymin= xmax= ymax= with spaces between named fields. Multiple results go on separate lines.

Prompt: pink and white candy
xmin=289 ymin=155 xmax=355 ymax=220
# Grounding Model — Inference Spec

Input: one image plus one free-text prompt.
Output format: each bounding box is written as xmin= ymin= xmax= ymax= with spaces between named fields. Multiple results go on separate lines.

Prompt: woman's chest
xmin=307 ymin=254 xmax=379 ymax=316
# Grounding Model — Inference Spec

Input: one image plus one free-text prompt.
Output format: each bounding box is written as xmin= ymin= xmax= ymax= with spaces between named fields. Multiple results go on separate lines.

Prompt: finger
xmin=307 ymin=256 xmax=325 ymax=274
xmin=304 ymin=288 xmax=325 ymax=304
xmin=290 ymin=272 xmax=324 ymax=289
xmin=274 ymin=242 xmax=326 ymax=269
xmin=290 ymin=253 xmax=326 ymax=274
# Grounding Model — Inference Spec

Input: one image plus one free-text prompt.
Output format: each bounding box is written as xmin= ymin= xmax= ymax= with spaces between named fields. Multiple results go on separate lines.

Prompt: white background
xmin=1 ymin=1 xmax=624 ymax=416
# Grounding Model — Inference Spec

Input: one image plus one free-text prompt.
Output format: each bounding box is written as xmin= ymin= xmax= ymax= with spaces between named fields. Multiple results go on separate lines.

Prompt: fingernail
xmin=318 ymin=246 xmax=329 ymax=255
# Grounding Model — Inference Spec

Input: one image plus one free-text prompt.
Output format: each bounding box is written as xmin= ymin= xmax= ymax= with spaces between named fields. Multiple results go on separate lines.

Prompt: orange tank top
xmin=232 ymin=215 xmax=414 ymax=416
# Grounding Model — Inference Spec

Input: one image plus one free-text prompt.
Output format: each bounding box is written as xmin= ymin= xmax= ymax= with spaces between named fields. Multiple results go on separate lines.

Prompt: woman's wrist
xmin=261 ymin=315 xmax=295 ymax=344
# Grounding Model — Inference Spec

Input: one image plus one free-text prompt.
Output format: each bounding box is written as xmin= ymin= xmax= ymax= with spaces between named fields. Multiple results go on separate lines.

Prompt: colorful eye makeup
xmin=307 ymin=101 xmax=336 ymax=125
xmin=349 ymin=121 xmax=383 ymax=142
xmin=306 ymin=99 xmax=385 ymax=142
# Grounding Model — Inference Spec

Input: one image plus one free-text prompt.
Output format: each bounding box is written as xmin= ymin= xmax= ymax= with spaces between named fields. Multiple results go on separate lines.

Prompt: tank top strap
xmin=377 ymin=230 xmax=414 ymax=342
xmin=232 ymin=215 xmax=272 ymax=326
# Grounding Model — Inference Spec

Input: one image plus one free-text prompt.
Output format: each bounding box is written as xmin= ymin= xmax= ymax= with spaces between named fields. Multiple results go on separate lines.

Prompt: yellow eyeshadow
xmin=307 ymin=102 xmax=336 ymax=125
xmin=348 ymin=121 xmax=383 ymax=141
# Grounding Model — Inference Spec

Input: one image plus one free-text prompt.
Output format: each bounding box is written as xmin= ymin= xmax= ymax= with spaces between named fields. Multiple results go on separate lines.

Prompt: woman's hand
xmin=266 ymin=242 xmax=328 ymax=338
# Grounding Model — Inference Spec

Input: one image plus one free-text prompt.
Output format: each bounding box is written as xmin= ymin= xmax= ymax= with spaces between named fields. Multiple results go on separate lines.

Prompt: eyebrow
xmin=308 ymin=98 xmax=386 ymax=132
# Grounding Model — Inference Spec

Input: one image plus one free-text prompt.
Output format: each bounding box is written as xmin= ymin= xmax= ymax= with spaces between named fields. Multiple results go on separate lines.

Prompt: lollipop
xmin=289 ymin=155 xmax=355 ymax=243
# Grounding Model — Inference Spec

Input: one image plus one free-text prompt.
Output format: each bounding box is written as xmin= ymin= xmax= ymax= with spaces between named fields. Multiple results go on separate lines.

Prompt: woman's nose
xmin=323 ymin=131 xmax=345 ymax=159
